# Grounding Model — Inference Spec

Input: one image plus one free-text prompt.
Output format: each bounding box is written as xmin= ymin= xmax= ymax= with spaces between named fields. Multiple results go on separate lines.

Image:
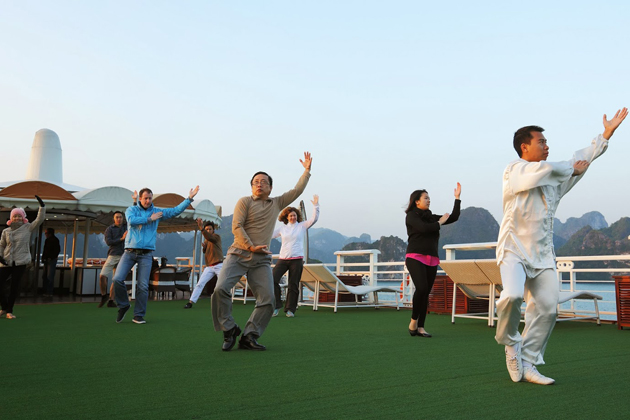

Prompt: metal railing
xmin=302 ymin=242 xmax=627 ymax=321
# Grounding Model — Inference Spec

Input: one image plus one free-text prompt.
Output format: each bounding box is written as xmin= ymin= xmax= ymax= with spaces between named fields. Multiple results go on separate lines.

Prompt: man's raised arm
xmin=278 ymin=152 xmax=313 ymax=208
xmin=162 ymin=186 xmax=199 ymax=219
xmin=603 ymin=107 xmax=628 ymax=140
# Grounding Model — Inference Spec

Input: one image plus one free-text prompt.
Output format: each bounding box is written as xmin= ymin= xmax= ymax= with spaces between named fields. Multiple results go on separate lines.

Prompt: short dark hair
xmin=405 ymin=190 xmax=428 ymax=214
xmin=113 ymin=211 xmax=124 ymax=217
xmin=250 ymin=171 xmax=273 ymax=187
xmin=139 ymin=188 xmax=153 ymax=198
xmin=45 ymin=228 xmax=55 ymax=235
xmin=203 ymin=221 xmax=216 ymax=230
xmin=278 ymin=207 xmax=303 ymax=224
xmin=513 ymin=126 xmax=544 ymax=157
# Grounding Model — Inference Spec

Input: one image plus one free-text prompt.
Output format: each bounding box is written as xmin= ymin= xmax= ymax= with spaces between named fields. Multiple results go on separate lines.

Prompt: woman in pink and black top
xmin=405 ymin=183 xmax=461 ymax=337
xmin=272 ymin=195 xmax=319 ymax=318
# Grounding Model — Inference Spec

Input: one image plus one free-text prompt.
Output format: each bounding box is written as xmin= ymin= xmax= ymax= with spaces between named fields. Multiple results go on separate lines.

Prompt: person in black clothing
xmin=405 ymin=183 xmax=461 ymax=337
xmin=42 ymin=228 xmax=61 ymax=297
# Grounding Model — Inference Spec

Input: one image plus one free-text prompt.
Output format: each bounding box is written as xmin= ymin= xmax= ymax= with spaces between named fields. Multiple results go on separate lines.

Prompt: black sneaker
xmin=107 ymin=300 xmax=117 ymax=308
xmin=116 ymin=306 xmax=130 ymax=323
xmin=98 ymin=295 xmax=109 ymax=308
xmin=132 ymin=316 xmax=146 ymax=324
xmin=184 ymin=302 xmax=193 ymax=309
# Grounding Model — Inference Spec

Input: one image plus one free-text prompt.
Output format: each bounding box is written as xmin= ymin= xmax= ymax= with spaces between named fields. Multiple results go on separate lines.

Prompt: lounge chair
xmin=438 ymin=260 xmax=498 ymax=327
xmin=451 ymin=259 xmax=602 ymax=325
xmin=557 ymin=291 xmax=602 ymax=325
xmin=231 ymin=276 xmax=255 ymax=304
xmin=300 ymin=264 xmax=400 ymax=312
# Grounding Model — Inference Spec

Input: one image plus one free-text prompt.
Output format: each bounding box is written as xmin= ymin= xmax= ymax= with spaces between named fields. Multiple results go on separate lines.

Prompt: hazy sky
xmin=1 ymin=1 xmax=629 ymax=240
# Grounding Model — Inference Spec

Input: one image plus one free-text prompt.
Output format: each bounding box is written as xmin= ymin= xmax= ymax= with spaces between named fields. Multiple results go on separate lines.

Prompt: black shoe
xmin=238 ymin=334 xmax=266 ymax=351
xmin=184 ymin=302 xmax=193 ymax=309
xmin=116 ymin=306 xmax=130 ymax=323
xmin=409 ymin=329 xmax=432 ymax=338
xmin=107 ymin=300 xmax=117 ymax=308
xmin=98 ymin=295 xmax=109 ymax=308
xmin=132 ymin=316 xmax=146 ymax=324
xmin=222 ymin=325 xmax=242 ymax=352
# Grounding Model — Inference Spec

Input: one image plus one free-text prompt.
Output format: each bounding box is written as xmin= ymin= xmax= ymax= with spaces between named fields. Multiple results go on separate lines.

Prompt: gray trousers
xmin=211 ymin=252 xmax=274 ymax=338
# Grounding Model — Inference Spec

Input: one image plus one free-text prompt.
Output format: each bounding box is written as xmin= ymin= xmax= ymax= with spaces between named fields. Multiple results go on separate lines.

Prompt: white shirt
xmin=496 ymin=134 xmax=608 ymax=272
xmin=273 ymin=204 xmax=320 ymax=259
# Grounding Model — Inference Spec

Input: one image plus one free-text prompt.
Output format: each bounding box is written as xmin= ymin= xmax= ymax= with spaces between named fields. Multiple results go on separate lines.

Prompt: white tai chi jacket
xmin=496 ymin=134 xmax=608 ymax=274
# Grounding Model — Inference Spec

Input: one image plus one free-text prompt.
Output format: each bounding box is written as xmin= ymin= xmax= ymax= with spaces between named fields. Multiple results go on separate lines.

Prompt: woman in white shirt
xmin=272 ymin=195 xmax=319 ymax=318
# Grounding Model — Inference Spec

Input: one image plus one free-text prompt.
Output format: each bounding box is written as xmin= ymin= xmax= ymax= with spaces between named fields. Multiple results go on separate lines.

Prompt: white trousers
xmin=189 ymin=263 xmax=223 ymax=303
xmin=495 ymin=252 xmax=559 ymax=365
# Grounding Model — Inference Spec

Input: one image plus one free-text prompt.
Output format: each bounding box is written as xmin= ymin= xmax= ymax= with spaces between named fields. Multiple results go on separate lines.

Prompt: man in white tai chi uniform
xmin=496 ymin=107 xmax=627 ymax=385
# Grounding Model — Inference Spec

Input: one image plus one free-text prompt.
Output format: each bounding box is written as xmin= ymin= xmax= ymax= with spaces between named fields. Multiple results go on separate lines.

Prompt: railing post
xmin=336 ymin=254 xmax=343 ymax=275
xmin=445 ymin=249 xmax=456 ymax=261
xmin=368 ymin=251 xmax=376 ymax=287
xmin=570 ymin=265 xmax=577 ymax=313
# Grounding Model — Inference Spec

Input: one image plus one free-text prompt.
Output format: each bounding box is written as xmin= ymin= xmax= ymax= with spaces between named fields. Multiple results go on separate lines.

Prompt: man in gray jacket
xmin=212 ymin=152 xmax=312 ymax=351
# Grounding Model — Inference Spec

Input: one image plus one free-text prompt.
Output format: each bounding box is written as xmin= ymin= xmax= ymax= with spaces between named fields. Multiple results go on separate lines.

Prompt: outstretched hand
xmin=603 ymin=107 xmax=628 ymax=139
xmin=189 ymin=185 xmax=200 ymax=200
xmin=132 ymin=190 xmax=138 ymax=202
xmin=572 ymin=160 xmax=589 ymax=176
xmin=311 ymin=194 xmax=319 ymax=205
xmin=454 ymin=182 xmax=461 ymax=200
xmin=438 ymin=213 xmax=450 ymax=225
xmin=196 ymin=217 xmax=204 ymax=230
xmin=300 ymin=152 xmax=313 ymax=171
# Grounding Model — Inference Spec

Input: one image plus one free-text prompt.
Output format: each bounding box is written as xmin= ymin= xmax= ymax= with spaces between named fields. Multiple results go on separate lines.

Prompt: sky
xmin=1 ymin=1 xmax=629 ymax=240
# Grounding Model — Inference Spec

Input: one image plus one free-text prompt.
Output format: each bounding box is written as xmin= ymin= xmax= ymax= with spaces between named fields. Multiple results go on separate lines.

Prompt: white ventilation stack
xmin=25 ymin=129 xmax=63 ymax=184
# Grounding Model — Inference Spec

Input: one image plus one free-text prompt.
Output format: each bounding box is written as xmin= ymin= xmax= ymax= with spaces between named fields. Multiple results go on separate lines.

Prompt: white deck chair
xmin=557 ymin=291 xmax=602 ymax=325
xmin=438 ymin=260 xmax=497 ymax=327
xmin=301 ymin=264 xmax=400 ymax=312
xmin=231 ymin=276 xmax=255 ymax=304
xmin=474 ymin=259 xmax=504 ymax=327
xmin=475 ymin=259 xmax=602 ymax=325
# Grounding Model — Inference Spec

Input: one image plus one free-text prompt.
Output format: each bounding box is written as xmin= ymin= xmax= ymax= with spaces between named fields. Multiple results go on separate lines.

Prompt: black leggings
xmin=406 ymin=258 xmax=438 ymax=327
xmin=0 ymin=264 xmax=27 ymax=314
xmin=272 ymin=259 xmax=304 ymax=312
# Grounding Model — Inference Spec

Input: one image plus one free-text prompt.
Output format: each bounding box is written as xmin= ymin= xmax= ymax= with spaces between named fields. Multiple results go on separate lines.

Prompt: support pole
xmin=70 ymin=219 xmax=79 ymax=292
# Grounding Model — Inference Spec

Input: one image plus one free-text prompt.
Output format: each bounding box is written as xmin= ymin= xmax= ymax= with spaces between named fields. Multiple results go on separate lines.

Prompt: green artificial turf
xmin=1 ymin=301 xmax=629 ymax=419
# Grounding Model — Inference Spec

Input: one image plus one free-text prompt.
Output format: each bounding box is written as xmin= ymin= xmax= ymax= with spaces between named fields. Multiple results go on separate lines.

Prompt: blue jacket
xmin=124 ymin=198 xmax=192 ymax=250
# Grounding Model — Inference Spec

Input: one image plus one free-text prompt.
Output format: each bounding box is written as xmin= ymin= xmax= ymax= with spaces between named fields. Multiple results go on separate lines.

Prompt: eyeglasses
xmin=252 ymin=180 xmax=270 ymax=186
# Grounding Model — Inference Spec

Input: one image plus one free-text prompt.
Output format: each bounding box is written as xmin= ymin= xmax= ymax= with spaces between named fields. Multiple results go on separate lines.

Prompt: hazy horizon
xmin=2 ymin=1 xmax=629 ymax=240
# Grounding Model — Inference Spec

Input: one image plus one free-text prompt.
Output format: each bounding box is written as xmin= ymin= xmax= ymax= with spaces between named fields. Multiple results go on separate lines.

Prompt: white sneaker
xmin=286 ymin=311 xmax=295 ymax=318
xmin=505 ymin=344 xmax=523 ymax=382
xmin=272 ymin=309 xmax=279 ymax=317
xmin=522 ymin=365 xmax=555 ymax=385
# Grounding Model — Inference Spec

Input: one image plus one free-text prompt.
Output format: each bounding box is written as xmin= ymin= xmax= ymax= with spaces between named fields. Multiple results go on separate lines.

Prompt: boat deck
xmin=2 ymin=300 xmax=629 ymax=419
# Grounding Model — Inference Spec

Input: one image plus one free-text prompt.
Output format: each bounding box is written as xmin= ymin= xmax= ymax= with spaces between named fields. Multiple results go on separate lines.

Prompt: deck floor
xmin=2 ymin=299 xmax=629 ymax=419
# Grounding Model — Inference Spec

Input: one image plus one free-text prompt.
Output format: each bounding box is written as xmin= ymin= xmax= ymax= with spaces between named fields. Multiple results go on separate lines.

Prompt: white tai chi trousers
xmin=495 ymin=252 xmax=559 ymax=365
xmin=189 ymin=263 xmax=223 ymax=303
